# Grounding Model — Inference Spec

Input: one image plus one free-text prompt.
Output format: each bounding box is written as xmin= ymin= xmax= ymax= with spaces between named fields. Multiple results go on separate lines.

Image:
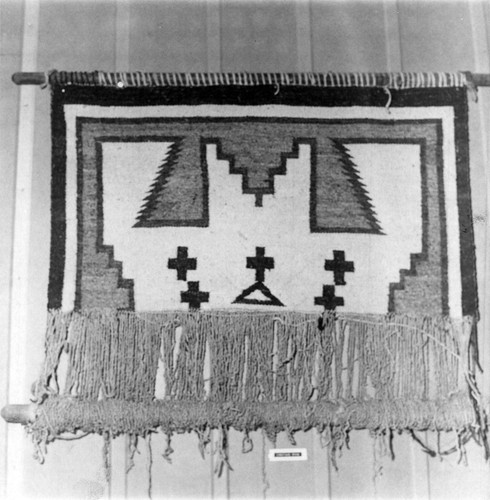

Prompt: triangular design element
xmin=233 ymin=282 xmax=284 ymax=306
xmin=311 ymin=138 xmax=383 ymax=234
xmin=134 ymin=139 xmax=183 ymax=227
xmin=132 ymin=137 xmax=208 ymax=228
xmin=332 ymin=139 xmax=383 ymax=233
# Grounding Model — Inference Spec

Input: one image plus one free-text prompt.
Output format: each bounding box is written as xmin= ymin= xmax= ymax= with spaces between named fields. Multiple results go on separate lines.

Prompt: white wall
xmin=1 ymin=0 xmax=489 ymax=498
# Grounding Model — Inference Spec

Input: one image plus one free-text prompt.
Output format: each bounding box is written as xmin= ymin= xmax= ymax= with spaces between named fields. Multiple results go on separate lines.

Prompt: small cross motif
xmin=181 ymin=281 xmax=209 ymax=310
xmin=324 ymin=250 xmax=354 ymax=286
xmin=314 ymin=285 xmax=344 ymax=310
xmin=168 ymin=246 xmax=197 ymax=281
xmin=246 ymin=247 xmax=274 ymax=282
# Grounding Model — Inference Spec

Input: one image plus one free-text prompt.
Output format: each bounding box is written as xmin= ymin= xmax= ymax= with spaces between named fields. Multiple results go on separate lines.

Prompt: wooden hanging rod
xmin=13 ymin=72 xmax=47 ymax=85
xmin=1 ymin=404 xmax=36 ymax=425
xmin=10 ymin=71 xmax=490 ymax=88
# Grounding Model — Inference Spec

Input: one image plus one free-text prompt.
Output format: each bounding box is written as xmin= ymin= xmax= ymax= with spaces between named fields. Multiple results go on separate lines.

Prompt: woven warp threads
xmin=36 ymin=309 xmax=469 ymax=405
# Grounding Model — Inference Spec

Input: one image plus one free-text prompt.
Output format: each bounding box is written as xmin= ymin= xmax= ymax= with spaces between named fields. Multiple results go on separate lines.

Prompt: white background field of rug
xmin=62 ymin=105 xmax=461 ymax=315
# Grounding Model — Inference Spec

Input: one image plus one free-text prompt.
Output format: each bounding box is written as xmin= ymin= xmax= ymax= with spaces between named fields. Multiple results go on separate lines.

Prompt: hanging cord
xmin=53 ymin=431 xmax=89 ymax=441
xmin=409 ymin=429 xmax=472 ymax=463
xmin=242 ymin=430 xmax=254 ymax=453
xmin=461 ymin=71 xmax=478 ymax=102
xmin=162 ymin=432 xmax=174 ymax=463
xmin=214 ymin=427 xmax=233 ymax=477
xmin=102 ymin=432 xmax=111 ymax=485
xmin=465 ymin=371 xmax=490 ymax=459
xmin=383 ymin=85 xmax=392 ymax=112
xmin=146 ymin=433 xmax=153 ymax=500
xmin=196 ymin=427 xmax=210 ymax=460
xmin=127 ymin=434 xmax=139 ymax=473
xmin=261 ymin=430 xmax=270 ymax=500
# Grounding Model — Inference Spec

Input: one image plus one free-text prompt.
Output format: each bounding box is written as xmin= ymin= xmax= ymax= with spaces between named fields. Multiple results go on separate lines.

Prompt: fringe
xmin=27 ymin=309 xmax=487 ymax=466
xmin=36 ymin=310 xmax=470 ymax=404
xmin=29 ymin=395 xmax=477 ymax=438
xmin=48 ymin=70 xmax=468 ymax=90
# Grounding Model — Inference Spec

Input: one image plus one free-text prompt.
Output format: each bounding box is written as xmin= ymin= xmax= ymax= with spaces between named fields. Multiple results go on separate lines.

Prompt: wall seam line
xmin=6 ymin=0 xmax=40 ymax=497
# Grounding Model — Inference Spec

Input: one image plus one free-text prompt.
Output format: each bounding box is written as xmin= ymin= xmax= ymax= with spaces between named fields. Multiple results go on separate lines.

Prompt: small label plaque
xmin=268 ymin=448 xmax=308 ymax=462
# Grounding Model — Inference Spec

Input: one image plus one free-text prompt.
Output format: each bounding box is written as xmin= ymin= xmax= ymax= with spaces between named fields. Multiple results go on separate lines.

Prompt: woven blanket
xmin=48 ymin=72 xmax=477 ymax=318
xmin=31 ymin=72 xmax=486 ymax=464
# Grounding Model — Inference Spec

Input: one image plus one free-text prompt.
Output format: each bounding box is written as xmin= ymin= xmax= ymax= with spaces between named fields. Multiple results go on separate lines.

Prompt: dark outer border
xmin=48 ymin=85 xmax=477 ymax=318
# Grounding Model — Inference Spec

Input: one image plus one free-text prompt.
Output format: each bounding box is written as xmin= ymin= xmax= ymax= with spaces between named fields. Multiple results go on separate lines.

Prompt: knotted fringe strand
xmin=27 ymin=309 xmax=487 ymax=469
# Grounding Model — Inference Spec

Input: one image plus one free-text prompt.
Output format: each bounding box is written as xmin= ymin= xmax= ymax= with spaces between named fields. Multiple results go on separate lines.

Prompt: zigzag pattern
xmin=134 ymin=139 xmax=183 ymax=227
xmin=331 ymin=140 xmax=383 ymax=234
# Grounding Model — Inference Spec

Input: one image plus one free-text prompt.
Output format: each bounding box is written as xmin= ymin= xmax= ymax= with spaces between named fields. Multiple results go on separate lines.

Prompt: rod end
xmin=1 ymin=404 xmax=36 ymax=424
xmin=12 ymin=72 xmax=47 ymax=86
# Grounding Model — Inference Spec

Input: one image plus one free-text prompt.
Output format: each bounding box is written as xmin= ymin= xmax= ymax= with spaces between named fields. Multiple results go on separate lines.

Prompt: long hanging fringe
xmin=103 ymin=432 xmax=111 ymax=484
xmin=27 ymin=309 xmax=488 ymax=467
xmin=146 ymin=433 xmax=153 ymax=500
xmin=261 ymin=430 xmax=270 ymax=500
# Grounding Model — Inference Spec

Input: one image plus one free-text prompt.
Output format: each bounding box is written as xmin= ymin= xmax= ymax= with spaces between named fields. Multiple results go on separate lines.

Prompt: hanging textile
xmin=23 ymin=71 xmax=485 ymax=463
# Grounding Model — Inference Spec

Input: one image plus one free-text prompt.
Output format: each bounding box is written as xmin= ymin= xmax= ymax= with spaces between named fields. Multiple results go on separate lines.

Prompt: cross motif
xmin=314 ymin=285 xmax=344 ymax=310
xmin=181 ymin=281 xmax=209 ymax=310
xmin=324 ymin=250 xmax=354 ymax=286
xmin=246 ymin=247 xmax=274 ymax=282
xmin=168 ymin=246 xmax=197 ymax=281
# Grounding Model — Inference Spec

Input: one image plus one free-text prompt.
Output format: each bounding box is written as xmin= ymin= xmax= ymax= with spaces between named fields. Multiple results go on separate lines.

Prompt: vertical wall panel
xmin=6 ymin=0 xmax=42 ymax=496
xmin=311 ymin=1 xmax=387 ymax=72
xmin=0 ymin=0 xmax=24 ymax=448
xmin=383 ymin=0 xmax=402 ymax=72
xmin=329 ymin=432 xmax=377 ymax=498
xmin=129 ymin=1 xmax=208 ymax=72
xmin=0 ymin=4 xmax=24 ymax=497
xmin=295 ymin=1 xmax=313 ymax=72
xmin=37 ymin=0 xmax=118 ymax=70
xmin=19 ymin=2 xmax=119 ymax=498
xmin=396 ymin=1 xmax=488 ymax=496
xmin=125 ymin=434 xmax=213 ymax=499
xmin=227 ymin=431 xmax=267 ymax=499
xmin=424 ymin=441 xmax=489 ymax=499
xmin=311 ymin=432 xmax=330 ymax=499
xmin=469 ymin=1 xmax=490 ymax=403
xmin=265 ymin=432 xmax=318 ymax=498
xmin=375 ymin=433 xmax=428 ymax=498
xmin=23 ymin=437 xmax=110 ymax=499
xmin=206 ymin=0 xmax=221 ymax=72
xmin=115 ymin=0 xmax=130 ymax=72
xmin=221 ymin=1 xmax=298 ymax=72
xmin=398 ymin=1 xmax=475 ymax=72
